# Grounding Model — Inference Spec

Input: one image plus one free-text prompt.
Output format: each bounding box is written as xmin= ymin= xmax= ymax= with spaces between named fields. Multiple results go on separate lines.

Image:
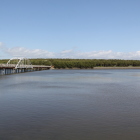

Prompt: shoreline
xmin=52 ymin=67 xmax=140 ymax=70
xmin=94 ymin=67 xmax=140 ymax=69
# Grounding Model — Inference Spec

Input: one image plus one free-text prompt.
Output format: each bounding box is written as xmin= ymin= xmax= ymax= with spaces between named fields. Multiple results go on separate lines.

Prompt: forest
xmin=1 ymin=59 xmax=140 ymax=69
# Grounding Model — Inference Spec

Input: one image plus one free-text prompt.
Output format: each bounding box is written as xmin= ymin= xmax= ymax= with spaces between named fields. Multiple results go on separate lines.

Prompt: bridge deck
xmin=0 ymin=64 xmax=51 ymax=69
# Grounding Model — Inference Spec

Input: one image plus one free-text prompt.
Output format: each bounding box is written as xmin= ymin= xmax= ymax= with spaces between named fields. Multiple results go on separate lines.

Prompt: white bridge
xmin=0 ymin=58 xmax=51 ymax=75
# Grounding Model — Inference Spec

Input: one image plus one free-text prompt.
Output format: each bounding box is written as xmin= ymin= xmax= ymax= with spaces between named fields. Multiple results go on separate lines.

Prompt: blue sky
xmin=0 ymin=0 xmax=140 ymax=59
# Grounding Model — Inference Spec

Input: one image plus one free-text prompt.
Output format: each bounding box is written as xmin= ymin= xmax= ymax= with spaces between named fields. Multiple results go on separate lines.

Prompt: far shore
xmin=94 ymin=67 xmax=140 ymax=69
xmin=52 ymin=66 xmax=140 ymax=70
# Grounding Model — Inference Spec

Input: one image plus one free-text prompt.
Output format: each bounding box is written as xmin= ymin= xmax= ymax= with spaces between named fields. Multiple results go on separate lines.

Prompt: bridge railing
xmin=0 ymin=64 xmax=15 ymax=68
xmin=0 ymin=64 xmax=33 ymax=69
xmin=16 ymin=64 xmax=33 ymax=69
xmin=32 ymin=65 xmax=51 ymax=68
xmin=0 ymin=64 xmax=51 ymax=69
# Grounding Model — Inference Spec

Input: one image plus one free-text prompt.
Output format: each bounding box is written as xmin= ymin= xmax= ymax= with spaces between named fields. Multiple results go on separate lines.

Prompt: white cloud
xmin=5 ymin=47 xmax=55 ymax=58
xmin=59 ymin=50 xmax=140 ymax=60
xmin=57 ymin=50 xmax=73 ymax=58
xmin=0 ymin=43 xmax=140 ymax=60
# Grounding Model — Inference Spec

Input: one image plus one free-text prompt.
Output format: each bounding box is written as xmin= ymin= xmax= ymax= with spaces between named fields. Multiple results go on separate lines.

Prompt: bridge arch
xmin=7 ymin=57 xmax=33 ymax=69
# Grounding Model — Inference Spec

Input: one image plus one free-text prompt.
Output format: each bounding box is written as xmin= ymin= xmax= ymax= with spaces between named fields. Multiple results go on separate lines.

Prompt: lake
xmin=0 ymin=69 xmax=140 ymax=140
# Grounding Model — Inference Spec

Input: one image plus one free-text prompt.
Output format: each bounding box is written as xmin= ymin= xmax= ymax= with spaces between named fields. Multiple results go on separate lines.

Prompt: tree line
xmin=30 ymin=59 xmax=140 ymax=69
xmin=1 ymin=59 xmax=140 ymax=69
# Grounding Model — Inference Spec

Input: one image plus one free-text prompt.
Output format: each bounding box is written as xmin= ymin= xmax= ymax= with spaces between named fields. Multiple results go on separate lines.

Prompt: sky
xmin=0 ymin=0 xmax=140 ymax=59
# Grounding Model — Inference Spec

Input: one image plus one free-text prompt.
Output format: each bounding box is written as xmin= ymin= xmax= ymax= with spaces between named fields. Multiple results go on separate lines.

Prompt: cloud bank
xmin=1 ymin=42 xmax=140 ymax=60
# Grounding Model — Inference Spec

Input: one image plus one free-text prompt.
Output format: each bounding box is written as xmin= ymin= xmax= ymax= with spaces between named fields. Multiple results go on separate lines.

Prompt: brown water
xmin=0 ymin=69 xmax=140 ymax=140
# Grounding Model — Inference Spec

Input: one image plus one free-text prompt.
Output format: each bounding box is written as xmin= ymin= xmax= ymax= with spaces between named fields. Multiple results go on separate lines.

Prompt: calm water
xmin=0 ymin=69 xmax=140 ymax=140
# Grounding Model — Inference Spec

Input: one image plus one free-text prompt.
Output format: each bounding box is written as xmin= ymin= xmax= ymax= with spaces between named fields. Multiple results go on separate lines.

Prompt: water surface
xmin=0 ymin=69 xmax=140 ymax=140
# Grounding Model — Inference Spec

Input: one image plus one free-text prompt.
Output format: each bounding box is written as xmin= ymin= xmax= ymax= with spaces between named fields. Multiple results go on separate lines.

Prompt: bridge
xmin=0 ymin=57 xmax=51 ymax=75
